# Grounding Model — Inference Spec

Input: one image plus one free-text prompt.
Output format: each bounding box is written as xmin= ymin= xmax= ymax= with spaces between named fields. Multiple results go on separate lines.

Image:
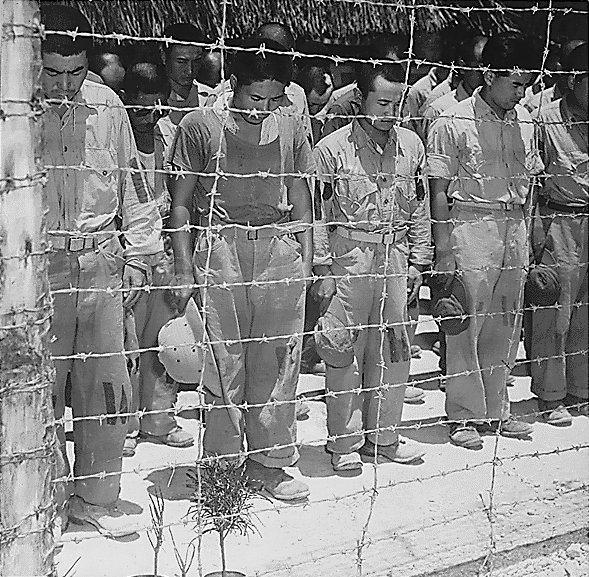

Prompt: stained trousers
xmin=127 ymin=249 xmax=179 ymax=437
xmin=530 ymin=208 xmax=588 ymax=401
xmin=50 ymin=239 xmax=130 ymax=506
xmin=194 ymin=230 xmax=305 ymax=468
xmin=325 ymin=233 xmax=409 ymax=455
xmin=445 ymin=204 xmax=526 ymax=422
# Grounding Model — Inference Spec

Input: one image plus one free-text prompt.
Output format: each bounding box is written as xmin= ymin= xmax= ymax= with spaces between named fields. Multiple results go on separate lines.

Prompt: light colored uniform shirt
xmin=169 ymin=104 xmax=315 ymax=226
xmin=536 ymin=97 xmax=589 ymax=207
xmin=418 ymin=75 xmax=453 ymax=114
xmin=427 ymin=87 xmax=543 ymax=205
xmin=313 ymin=120 xmax=432 ymax=266
xmin=421 ymin=81 xmax=470 ymax=141
xmin=523 ymin=84 xmax=561 ymax=114
xmin=405 ymin=67 xmax=445 ymax=136
xmin=43 ymin=79 xmax=163 ymax=259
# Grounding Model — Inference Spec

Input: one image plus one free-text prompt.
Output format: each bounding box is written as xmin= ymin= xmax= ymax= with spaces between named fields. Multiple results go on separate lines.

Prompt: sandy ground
xmin=55 ymin=302 xmax=589 ymax=577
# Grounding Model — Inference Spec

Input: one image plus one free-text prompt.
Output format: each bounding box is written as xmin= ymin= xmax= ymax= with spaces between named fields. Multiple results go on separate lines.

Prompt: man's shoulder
xmin=81 ymin=78 xmax=123 ymax=109
xmin=396 ymin=125 xmax=424 ymax=151
xmin=436 ymin=95 xmax=474 ymax=122
xmin=315 ymin=123 xmax=353 ymax=153
xmin=328 ymin=86 xmax=361 ymax=112
xmin=430 ymin=90 xmax=459 ymax=114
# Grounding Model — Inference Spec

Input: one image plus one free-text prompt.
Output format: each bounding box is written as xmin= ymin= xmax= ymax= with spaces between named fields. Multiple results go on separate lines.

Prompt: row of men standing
xmin=40 ymin=3 xmax=588 ymax=540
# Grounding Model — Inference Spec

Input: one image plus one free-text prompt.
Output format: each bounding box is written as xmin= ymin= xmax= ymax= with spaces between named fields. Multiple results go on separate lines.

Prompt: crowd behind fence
xmin=0 ymin=1 xmax=588 ymax=576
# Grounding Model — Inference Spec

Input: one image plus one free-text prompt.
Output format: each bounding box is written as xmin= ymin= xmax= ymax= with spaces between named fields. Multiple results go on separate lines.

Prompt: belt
xmin=453 ymin=200 xmax=523 ymax=212
xmin=48 ymin=235 xmax=98 ymax=252
xmin=541 ymin=199 xmax=589 ymax=215
xmin=334 ymin=226 xmax=407 ymax=245
xmin=220 ymin=221 xmax=308 ymax=241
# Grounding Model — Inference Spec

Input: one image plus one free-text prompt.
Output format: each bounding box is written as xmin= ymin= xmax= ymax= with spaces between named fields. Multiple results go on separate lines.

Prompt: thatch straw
xmin=59 ymin=0 xmax=516 ymax=43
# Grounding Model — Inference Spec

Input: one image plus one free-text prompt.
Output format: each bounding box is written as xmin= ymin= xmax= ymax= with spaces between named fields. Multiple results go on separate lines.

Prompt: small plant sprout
xmin=148 ymin=487 xmax=165 ymax=577
xmin=187 ymin=459 xmax=264 ymax=577
xmin=169 ymin=528 xmax=195 ymax=577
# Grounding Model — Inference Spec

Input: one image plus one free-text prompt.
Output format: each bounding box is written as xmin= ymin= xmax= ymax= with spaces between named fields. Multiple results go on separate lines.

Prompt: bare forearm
xmin=430 ymin=178 xmax=452 ymax=253
xmin=290 ymin=178 xmax=313 ymax=267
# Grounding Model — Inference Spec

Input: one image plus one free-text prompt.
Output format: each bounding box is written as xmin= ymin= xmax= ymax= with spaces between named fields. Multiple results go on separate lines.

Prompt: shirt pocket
xmin=335 ymin=170 xmax=378 ymax=218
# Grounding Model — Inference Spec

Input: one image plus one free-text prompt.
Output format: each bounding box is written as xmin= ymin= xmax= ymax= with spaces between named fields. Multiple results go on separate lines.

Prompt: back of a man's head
xmin=254 ymin=22 xmax=295 ymax=51
xmin=123 ymin=62 xmax=171 ymax=100
xmin=196 ymin=51 xmax=223 ymax=88
xmin=41 ymin=3 xmax=92 ymax=55
xmin=563 ymin=41 xmax=588 ymax=73
xmin=370 ymin=33 xmax=408 ymax=62
xmin=458 ymin=35 xmax=488 ymax=65
xmin=482 ymin=32 xmax=541 ymax=74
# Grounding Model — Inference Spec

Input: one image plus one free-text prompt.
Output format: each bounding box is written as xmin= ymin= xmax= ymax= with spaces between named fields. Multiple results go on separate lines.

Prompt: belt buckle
xmin=67 ymin=237 xmax=84 ymax=251
xmin=246 ymin=229 xmax=258 ymax=241
xmin=501 ymin=202 xmax=513 ymax=211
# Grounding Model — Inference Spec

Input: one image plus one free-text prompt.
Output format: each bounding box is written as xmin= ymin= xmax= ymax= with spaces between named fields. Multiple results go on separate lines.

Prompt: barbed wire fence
xmin=1 ymin=0 xmax=588 ymax=576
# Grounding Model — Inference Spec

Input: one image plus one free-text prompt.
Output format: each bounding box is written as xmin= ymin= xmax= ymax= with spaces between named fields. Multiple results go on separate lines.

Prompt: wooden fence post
xmin=0 ymin=1 xmax=55 ymax=575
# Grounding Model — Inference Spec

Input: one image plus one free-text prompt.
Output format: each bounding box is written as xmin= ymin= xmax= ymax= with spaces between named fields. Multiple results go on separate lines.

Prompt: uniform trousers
xmin=194 ymin=229 xmax=305 ymax=468
xmin=529 ymin=207 xmax=588 ymax=401
xmin=50 ymin=238 xmax=130 ymax=506
xmin=445 ymin=204 xmax=526 ymax=422
xmin=325 ymin=232 xmax=409 ymax=455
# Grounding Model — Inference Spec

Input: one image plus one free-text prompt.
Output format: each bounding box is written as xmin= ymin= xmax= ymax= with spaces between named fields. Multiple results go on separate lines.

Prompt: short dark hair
xmin=563 ymin=42 xmax=588 ymax=74
xmin=230 ymin=38 xmax=293 ymax=87
xmin=122 ymin=62 xmax=171 ymax=99
xmin=357 ymin=61 xmax=407 ymax=96
xmin=297 ymin=62 xmax=331 ymax=96
xmin=254 ymin=23 xmax=295 ymax=51
xmin=457 ymin=35 xmax=488 ymax=64
xmin=89 ymin=45 xmax=123 ymax=74
xmin=369 ymin=33 xmax=408 ymax=61
xmin=41 ymin=3 xmax=92 ymax=56
xmin=482 ymin=32 xmax=542 ymax=75
xmin=162 ymin=23 xmax=206 ymax=54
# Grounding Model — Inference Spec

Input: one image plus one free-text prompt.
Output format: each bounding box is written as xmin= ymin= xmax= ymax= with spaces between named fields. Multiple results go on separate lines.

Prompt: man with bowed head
xmin=40 ymin=4 xmax=163 ymax=537
xmin=427 ymin=32 xmax=544 ymax=450
xmin=312 ymin=60 xmax=432 ymax=471
xmin=168 ymin=38 xmax=314 ymax=501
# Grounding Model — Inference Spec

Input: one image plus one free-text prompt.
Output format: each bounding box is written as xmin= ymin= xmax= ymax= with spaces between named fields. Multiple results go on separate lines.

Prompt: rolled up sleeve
xmin=426 ymin=116 xmax=459 ymax=179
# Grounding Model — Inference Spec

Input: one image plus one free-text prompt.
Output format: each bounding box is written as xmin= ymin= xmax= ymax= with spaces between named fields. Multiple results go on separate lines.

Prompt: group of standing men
xmin=40 ymin=3 xmax=587 ymax=539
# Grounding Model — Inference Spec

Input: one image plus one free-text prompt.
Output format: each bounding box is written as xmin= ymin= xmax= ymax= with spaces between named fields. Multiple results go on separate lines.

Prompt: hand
xmin=309 ymin=276 xmax=337 ymax=316
xmin=435 ymin=250 xmax=456 ymax=276
xmin=407 ymin=265 xmax=423 ymax=306
xmin=171 ymin=271 xmax=195 ymax=315
xmin=123 ymin=265 xmax=146 ymax=309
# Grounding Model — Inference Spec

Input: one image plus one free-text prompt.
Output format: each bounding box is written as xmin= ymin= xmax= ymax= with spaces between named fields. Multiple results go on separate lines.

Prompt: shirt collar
xmin=350 ymin=118 xmax=400 ymax=154
xmin=473 ymin=86 xmax=517 ymax=123
xmin=50 ymin=80 xmax=97 ymax=124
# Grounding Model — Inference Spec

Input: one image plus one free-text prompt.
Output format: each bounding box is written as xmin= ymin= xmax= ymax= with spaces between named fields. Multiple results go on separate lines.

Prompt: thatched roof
xmin=62 ymin=0 xmax=516 ymax=44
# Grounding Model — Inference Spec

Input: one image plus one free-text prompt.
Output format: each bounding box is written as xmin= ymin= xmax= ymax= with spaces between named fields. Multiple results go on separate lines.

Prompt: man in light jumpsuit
xmin=529 ymin=42 xmax=588 ymax=425
xmin=168 ymin=39 xmax=314 ymax=501
xmin=313 ymin=61 xmax=431 ymax=471
xmin=427 ymin=32 xmax=543 ymax=450
xmin=41 ymin=5 xmax=163 ymax=536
